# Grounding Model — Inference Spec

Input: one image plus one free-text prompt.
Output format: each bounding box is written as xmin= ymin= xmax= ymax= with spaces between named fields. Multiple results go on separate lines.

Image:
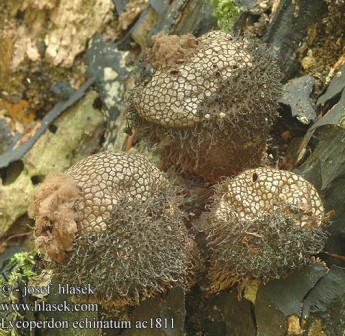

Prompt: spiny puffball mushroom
xmin=30 ymin=151 xmax=200 ymax=307
xmin=205 ymin=167 xmax=327 ymax=293
xmin=127 ymin=30 xmax=283 ymax=181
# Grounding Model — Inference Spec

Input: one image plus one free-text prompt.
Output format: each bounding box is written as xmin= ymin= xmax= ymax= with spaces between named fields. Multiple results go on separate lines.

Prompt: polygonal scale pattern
xmin=214 ymin=167 xmax=324 ymax=227
xmin=133 ymin=31 xmax=252 ymax=127
xmin=66 ymin=151 xmax=167 ymax=231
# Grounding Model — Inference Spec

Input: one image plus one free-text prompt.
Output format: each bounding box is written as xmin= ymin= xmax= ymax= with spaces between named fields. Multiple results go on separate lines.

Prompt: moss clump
xmin=210 ymin=0 xmax=241 ymax=31
xmin=127 ymin=30 xmax=282 ymax=181
xmin=205 ymin=167 xmax=327 ymax=292
xmin=0 ymin=251 xmax=39 ymax=336
xmin=0 ymin=251 xmax=38 ymax=287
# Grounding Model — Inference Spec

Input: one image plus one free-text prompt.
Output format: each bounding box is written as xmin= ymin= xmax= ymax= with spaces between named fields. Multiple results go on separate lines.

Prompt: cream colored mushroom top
xmin=214 ymin=167 xmax=324 ymax=227
xmin=133 ymin=30 xmax=252 ymax=128
xmin=66 ymin=151 xmax=168 ymax=230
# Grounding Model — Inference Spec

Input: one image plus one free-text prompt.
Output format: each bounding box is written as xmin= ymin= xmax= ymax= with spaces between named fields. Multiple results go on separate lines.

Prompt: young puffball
xmin=127 ymin=30 xmax=282 ymax=181
xmin=30 ymin=151 xmax=200 ymax=307
xmin=205 ymin=167 xmax=327 ymax=292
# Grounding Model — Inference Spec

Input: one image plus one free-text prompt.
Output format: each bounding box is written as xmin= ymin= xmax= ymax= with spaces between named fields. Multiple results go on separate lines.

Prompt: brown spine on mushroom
xmin=29 ymin=173 xmax=82 ymax=264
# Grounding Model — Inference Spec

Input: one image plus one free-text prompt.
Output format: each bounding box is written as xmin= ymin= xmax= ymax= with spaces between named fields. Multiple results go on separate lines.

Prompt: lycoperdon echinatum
xmin=30 ymin=30 xmax=327 ymax=308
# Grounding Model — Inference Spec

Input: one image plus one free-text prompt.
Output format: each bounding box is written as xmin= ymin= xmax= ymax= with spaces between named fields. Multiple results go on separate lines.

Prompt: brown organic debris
xmin=145 ymin=32 xmax=200 ymax=70
xmin=29 ymin=173 xmax=81 ymax=264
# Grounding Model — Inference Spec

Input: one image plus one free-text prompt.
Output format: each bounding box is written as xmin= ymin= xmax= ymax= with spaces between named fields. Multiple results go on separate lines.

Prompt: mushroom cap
xmin=213 ymin=167 xmax=324 ymax=228
xmin=66 ymin=151 xmax=168 ymax=231
xmin=133 ymin=30 xmax=254 ymax=127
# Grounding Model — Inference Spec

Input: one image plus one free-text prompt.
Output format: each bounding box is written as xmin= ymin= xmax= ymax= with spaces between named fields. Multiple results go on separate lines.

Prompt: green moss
xmin=210 ymin=0 xmax=241 ymax=31
xmin=5 ymin=251 xmax=38 ymax=286
xmin=0 ymin=251 xmax=39 ymax=335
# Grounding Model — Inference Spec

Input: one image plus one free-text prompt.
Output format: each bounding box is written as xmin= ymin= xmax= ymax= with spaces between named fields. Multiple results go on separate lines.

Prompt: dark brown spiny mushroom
xmin=30 ymin=151 xmax=200 ymax=307
xmin=127 ymin=30 xmax=283 ymax=181
xmin=205 ymin=167 xmax=327 ymax=293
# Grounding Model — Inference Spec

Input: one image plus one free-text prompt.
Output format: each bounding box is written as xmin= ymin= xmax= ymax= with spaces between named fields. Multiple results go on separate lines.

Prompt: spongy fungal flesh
xmin=128 ymin=30 xmax=282 ymax=181
xmin=206 ymin=167 xmax=327 ymax=292
xmin=31 ymin=151 xmax=199 ymax=306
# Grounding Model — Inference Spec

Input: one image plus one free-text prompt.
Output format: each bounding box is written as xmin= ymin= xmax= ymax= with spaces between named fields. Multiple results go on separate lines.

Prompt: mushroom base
xmin=206 ymin=211 xmax=327 ymax=293
xmin=45 ymin=195 xmax=201 ymax=308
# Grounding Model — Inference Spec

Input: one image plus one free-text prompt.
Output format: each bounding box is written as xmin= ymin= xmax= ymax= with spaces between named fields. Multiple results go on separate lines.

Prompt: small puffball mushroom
xmin=205 ymin=167 xmax=327 ymax=293
xmin=30 ymin=151 xmax=200 ymax=307
xmin=127 ymin=30 xmax=283 ymax=181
